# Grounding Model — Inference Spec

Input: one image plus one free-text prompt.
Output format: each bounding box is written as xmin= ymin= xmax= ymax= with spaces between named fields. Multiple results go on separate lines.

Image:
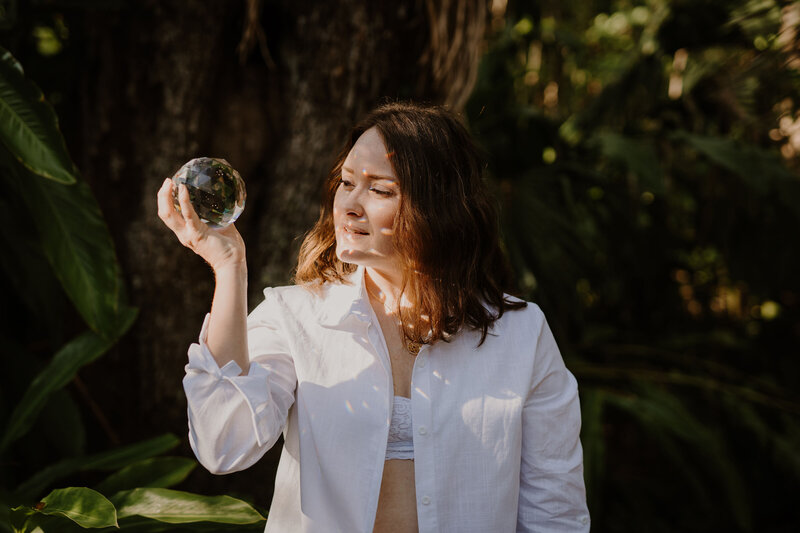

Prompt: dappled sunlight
xmin=668 ymin=48 xmax=688 ymax=100
xmin=770 ymin=98 xmax=800 ymax=160
xmin=671 ymin=247 xmax=783 ymax=333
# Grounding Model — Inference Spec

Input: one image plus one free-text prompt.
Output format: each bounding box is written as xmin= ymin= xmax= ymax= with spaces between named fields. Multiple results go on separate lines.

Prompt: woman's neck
xmin=365 ymin=267 xmax=427 ymax=356
xmin=365 ymin=267 xmax=405 ymax=315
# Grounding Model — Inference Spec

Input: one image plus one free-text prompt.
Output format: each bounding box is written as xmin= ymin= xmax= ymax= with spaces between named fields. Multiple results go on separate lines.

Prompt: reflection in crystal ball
xmin=171 ymin=157 xmax=245 ymax=228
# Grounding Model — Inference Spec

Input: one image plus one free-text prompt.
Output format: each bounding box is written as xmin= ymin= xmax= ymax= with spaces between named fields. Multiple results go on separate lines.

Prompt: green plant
xmin=468 ymin=1 xmax=800 ymax=531
xmin=0 ymin=46 xmax=265 ymax=532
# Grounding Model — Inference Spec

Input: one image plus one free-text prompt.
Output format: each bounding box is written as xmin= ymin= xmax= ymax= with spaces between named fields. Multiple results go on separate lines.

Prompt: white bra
xmin=386 ymin=396 xmax=414 ymax=460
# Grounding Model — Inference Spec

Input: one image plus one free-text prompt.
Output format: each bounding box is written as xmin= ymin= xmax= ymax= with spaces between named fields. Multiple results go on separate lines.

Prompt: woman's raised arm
xmin=157 ymin=177 xmax=297 ymax=473
xmin=156 ymin=177 xmax=249 ymax=374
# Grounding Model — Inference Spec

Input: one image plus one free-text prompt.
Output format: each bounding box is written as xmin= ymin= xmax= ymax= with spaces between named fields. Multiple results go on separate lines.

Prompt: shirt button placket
xmin=412 ymin=347 xmax=438 ymax=532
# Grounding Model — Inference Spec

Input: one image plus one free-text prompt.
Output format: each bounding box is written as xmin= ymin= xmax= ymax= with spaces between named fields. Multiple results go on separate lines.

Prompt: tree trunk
xmin=77 ymin=0 xmax=485 ymax=501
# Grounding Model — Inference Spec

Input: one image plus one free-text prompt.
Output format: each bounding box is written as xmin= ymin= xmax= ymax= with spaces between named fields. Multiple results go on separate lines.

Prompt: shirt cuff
xmin=185 ymin=313 xmax=274 ymax=446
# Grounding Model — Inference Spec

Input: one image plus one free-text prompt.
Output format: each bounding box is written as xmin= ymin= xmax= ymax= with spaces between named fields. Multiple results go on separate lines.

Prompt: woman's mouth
xmin=344 ymin=226 xmax=369 ymax=236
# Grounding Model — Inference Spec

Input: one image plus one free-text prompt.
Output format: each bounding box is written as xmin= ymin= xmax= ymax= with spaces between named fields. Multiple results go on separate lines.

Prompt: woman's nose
xmin=342 ymin=191 xmax=365 ymax=217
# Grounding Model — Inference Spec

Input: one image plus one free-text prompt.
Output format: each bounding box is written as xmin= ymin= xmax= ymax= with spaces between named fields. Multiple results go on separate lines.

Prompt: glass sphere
xmin=171 ymin=157 xmax=245 ymax=228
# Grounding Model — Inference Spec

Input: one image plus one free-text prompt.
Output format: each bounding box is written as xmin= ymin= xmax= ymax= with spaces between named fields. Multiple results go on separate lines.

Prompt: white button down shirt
xmin=183 ymin=266 xmax=590 ymax=533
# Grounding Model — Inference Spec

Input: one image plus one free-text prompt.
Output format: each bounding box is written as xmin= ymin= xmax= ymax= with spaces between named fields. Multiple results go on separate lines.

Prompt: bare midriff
xmin=366 ymin=274 xmax=420 ymax=533
xmin=373 ymin=459 xmax=418 ymax=533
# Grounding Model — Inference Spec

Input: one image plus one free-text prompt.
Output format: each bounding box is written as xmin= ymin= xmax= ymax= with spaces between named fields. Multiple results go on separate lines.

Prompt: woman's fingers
xmin=176 ymin=183 xmax=205 ymax=233
xmin=158 ymin=179 xmax=205 ymax=252
xmin=157 ymin=178 xmax=185 ymax=233
xmin=158 ymin=178 xmax=244 ymax=268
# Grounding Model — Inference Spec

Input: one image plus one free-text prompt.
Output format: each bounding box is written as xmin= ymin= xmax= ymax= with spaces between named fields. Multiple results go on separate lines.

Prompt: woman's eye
xmin=340 ymin=178 xmax=353 ymax=188
xmin=370 ymin=187 xmax=393 ymax=196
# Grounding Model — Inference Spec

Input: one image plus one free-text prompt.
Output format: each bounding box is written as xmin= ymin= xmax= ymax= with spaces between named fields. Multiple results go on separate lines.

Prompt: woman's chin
xmin=336 ymin=247 xmax=371 ymax=265
xmin=335 ymin=246 xmax=395 ymax=268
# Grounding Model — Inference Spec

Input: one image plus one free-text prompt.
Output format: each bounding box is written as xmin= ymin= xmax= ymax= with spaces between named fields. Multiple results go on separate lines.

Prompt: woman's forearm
xmin=206 ymin=262 xmax=250 ymax=374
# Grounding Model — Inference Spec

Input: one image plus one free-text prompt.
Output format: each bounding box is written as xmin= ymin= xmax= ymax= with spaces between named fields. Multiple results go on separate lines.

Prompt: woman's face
xmin=333 ymin=127 xmax=401 ymax=276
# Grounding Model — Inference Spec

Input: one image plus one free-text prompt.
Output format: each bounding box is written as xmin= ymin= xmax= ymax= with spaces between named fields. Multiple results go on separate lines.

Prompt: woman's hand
xmin=157 ymin=178 xmax=246 ymax=271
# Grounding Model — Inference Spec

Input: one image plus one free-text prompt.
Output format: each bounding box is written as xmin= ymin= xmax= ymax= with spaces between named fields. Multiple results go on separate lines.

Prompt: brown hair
xmin=295 ymin=101 xmax=526 ymax=345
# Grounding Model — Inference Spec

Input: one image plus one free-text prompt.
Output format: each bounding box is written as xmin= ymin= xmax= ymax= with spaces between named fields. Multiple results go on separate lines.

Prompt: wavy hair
xmin=295 ymin=102 xmax=526 ymax=345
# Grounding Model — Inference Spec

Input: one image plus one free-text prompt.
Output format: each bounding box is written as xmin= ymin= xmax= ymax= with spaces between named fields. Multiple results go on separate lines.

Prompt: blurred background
xmin=1 ymin=0 xmax=798 ymax=531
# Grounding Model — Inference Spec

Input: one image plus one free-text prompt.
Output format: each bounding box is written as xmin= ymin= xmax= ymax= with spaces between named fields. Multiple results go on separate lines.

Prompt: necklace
xmin=365 ymin=284 xmax=423 ymax=356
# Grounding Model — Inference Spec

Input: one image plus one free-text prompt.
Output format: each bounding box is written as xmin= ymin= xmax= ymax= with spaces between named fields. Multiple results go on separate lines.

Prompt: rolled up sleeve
xmin=517 ymin=312 xmax=590 ymax=532
xmin=183 ymin=288 xmax=297 ymax=474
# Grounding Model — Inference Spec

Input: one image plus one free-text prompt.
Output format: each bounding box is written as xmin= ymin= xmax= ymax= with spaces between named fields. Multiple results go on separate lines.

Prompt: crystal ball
xmin=171 ymin=157 xmax=245 ymax=228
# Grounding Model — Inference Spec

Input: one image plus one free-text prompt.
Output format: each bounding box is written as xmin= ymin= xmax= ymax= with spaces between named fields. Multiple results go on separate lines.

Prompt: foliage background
xmin=1 ymin=0 xmax=798 ymax=532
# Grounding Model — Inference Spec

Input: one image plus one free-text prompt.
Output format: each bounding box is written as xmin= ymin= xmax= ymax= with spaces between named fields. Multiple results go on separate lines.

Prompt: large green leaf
xmin=1 ymin=145 xmax=130 ymax=337
xmin=0 ymin=46 xmax=77 ymax=184
xmin=675 ymin=131 xmax=795 ymax=187
xmin=0 ymin=189 xmax=65 ymax=335
xmin=0 ymin=503 xmax=15 ymax=533
xmin=593 ymin=131 xmax=663 ymax=193
xmin=579 ymin=388 xmax=606 ymax=519
xmin=0 ymin=306 xmax=137 ymax=455
xmin=5 ymin=503 xmax=30 ymax=533
xmin=607 ymin=385 xmax=752 ymax=531
xmin=95 ymin=457 xmax=196 ymax=496
xmin=722 ymin=397 xmax=800 ymax=479
xmin=112 ymin=517 xmax=267 ymax=532
xmin=0 ymin=48 xmax=24 ymax=75
xmin=30 ymin=487 xmax=117 ymax=529
xmin=112 ymin=488 xmax=265 ymax=525
xmin=36 ymin=389 xmax=87 ymax=459
xmin=13 ymin=434 xmax=179 ymax=504
xmin=674 ymin=131 xmax=800 ymax=215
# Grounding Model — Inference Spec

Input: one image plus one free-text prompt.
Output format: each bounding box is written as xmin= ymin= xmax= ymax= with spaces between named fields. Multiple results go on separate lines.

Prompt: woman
xmin=157 ymin=102 xmax=590 ymax=533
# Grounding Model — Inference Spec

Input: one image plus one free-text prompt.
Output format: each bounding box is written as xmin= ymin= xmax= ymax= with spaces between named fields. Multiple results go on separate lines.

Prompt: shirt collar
xmin=318 ymin=265 xmax=373 ymax=329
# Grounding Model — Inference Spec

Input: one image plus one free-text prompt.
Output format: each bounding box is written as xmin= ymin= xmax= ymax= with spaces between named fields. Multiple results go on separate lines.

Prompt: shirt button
xmin=417 ymin=357 xmax=426 ymax=368
xmin=418 ymin=426 xmax=428 ymax=435
xmin=421 ymin=496 xmax=431 ymax=505
xmin=580 ymin=516 xmax=589 ymax=525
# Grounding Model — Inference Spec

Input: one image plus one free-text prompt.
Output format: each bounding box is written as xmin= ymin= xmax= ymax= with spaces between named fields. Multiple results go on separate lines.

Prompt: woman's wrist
xmin=213 ymin=260 xmax=248 ymax=279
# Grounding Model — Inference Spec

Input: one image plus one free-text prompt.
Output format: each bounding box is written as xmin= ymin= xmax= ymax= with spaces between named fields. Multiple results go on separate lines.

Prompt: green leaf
xmin=5 ymin=504 xmax=32 ymax=532
xmin=675 ymin=131 xmax=800 ymax=225
xmin=0 ymin=307 xmax=137 ymax=454
xmin=0 ymin=188 xmax=65 ymax=333
xmin=674 ymin=131 xmax=800 ymax=213
xmin=113 ymin=488 xmax=265 ymax=525
xmin=593 ymin=132 xmax=663 ymax=193
xmin=114 ymin=517 xmax=267 ymax=532
xmin=2 ymin=500 xmax=25 ymax=532
xmin=607 ymin=385 xmax=752 ymax=530
xmin=37 ymin=389 xmax=87 ymax=459
xmin=13 ymin=434 xmax=179 ymax=504
xmin=33 ymin=487 xmax=117 ymax=529
xmin=1 ymin=147 xmax=131 ymax=337
xmin=675 ymin=132 xmax=794 ymax=184
xmin=579 ymin=388 xmax=606 ymax=518
xmin=95 ymin=457 xmax=197 ymax=496
xmin=0 ymin=48 xmax=24 ymax=75
xmin=0 ymin=46 xmax=77 ymax=184
xmin=722 ymin=397 xmax=800 ymax=479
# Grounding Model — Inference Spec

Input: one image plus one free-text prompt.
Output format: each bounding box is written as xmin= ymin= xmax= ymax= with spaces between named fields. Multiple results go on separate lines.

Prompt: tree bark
xmin=77 ymin=0 xmax=486 ymax=500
